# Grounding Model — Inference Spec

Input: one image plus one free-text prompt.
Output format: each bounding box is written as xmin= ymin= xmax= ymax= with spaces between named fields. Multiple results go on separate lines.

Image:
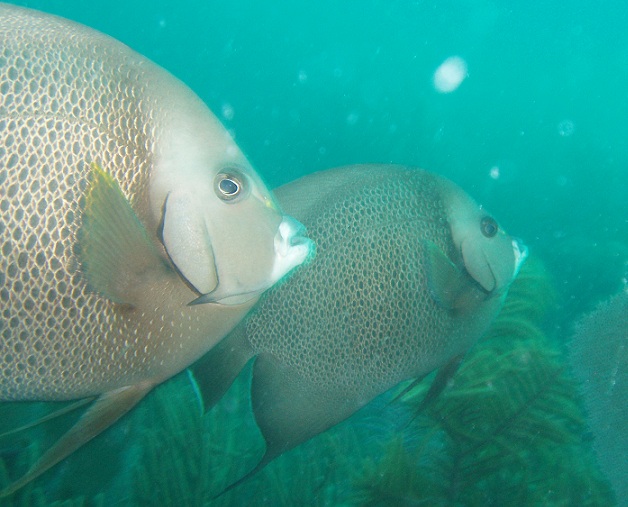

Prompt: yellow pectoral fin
xmin=78 ymin=163 xmax=166 ymax=304
xmin=0 ymin=382 xmax=154 ymax=498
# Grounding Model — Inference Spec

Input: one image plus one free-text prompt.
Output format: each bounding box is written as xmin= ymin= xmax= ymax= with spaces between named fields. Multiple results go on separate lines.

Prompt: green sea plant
xmin=127 ymin=369 xmax=367 ymax=506
xmin=0 ymin=443 xmax=103 ymax=507
xmin=127 ymin=372 xmax=259 ymax=506
xmin=352 ymin=256 xmax=616 ymax=506
xmin=0 ymin=355 xmax=369 ymax=505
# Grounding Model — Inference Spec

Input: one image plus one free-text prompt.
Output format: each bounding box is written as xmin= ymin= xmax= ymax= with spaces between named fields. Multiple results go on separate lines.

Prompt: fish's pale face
xmin=196 ymin=166 xmax=313 ymax=305
xmin=151 ymin=111 xmax=313 ymax=306
xmin=443 ymin=184 xmax=527 ymax=296
xmin=157 ymin=158 xmax=313 ymax=307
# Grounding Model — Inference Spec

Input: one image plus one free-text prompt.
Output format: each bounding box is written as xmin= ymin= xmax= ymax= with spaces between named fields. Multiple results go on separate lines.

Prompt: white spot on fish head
xmin=225 ymin=140 xmax=238 ymax=157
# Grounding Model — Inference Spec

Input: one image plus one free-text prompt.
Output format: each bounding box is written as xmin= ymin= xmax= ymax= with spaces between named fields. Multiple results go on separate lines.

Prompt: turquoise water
xmin=1 ymin=1 xmax=626 ymax=505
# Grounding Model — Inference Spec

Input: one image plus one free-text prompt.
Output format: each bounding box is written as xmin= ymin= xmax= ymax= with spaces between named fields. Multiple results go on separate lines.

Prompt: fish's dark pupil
xmin=219 ymin=178 xmax=239 ymax=195
xmin=481 ymin=217 xmax=498 ymax=238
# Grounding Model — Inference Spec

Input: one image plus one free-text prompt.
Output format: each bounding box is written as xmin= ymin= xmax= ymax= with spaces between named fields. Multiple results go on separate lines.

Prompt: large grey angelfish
xmin=191 ymin=164 xmax=528 ymax=493
xmin=0 ymin=3 xmax=312 ymax=495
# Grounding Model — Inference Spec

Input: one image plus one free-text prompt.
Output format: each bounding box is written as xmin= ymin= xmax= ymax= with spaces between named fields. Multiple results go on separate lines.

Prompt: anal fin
xmin=214 ymin=353 xmax=360 ymax=497
xmin=0 ymin=382 xmax=154 ymax=498
xmin=0 ymin=398 xmax=93 ymax=439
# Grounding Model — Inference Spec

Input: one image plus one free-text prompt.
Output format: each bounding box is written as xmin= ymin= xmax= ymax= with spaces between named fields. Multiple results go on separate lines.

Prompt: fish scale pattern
xmin=0 ymin=7 xmax=163 ymax=400
xmin=246 ymin=170 xmax=458 ymax=395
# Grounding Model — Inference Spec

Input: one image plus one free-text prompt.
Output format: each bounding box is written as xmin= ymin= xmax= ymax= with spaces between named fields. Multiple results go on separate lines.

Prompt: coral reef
xmin=569 ymin=288 xmax=627 ymax=507
xmin=128 ymin=372 xmax=258 ymax=506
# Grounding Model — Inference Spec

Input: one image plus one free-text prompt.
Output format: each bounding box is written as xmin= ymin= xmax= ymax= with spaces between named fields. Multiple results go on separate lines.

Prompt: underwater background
xmin=1 ymin=0 xmax=626 ymax=505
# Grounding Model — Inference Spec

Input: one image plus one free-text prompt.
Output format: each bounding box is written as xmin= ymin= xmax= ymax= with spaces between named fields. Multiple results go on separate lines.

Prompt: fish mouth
xmin=188 ymin=216 xmax=313 ymax=307
xmin=511 ymin=237 xmax=528 ymax=278
xmin=271 ymin=216 xmax=315 ymax=282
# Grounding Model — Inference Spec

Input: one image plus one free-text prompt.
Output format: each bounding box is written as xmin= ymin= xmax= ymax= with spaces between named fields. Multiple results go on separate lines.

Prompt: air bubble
xmin=221 ymin=103 xmax=234 ymax=121
xmin=557 ymin=119 xmax=575 ymax=137
xmin=433 ymin=56 xmax=468 ymax=93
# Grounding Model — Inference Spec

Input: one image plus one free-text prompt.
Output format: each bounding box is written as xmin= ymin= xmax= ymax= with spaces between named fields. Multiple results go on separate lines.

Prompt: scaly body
xmin=0 ymin=4 xmax=312 ymax=494
xmin=192 ymin=164 xmax=527 ymax=492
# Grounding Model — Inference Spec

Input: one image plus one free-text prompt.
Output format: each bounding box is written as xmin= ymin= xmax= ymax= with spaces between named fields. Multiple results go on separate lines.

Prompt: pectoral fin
xmin=460 ymin=238 xmax=496 ymax=292
xmin=0 ymin=382 xmax=154 ymax=498
xmin=79 ymin=163 xmax=166 ymax=304
xmin=161 ymin=191 xmax=218 ymax=296
xmin=425 ymin=240 xmax=470 ymax=310
xmin=425 ymin=240 xmax=479 ymax=311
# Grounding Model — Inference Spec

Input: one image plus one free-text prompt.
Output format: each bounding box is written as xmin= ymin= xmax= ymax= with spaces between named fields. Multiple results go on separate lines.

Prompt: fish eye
xmin=481 ymin=216 xmax=499 ymax=238
xmin=214 ymin=172 xmax=244 ymax=201
xmin=219 ymin=178 xmax=239 ymax=195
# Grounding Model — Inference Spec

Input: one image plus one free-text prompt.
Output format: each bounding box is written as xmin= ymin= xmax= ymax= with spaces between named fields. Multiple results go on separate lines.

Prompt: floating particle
xmin=433 ymin=56 xmax=468 ymax=93
xmin=346 ymin=112 xmax=359 ymax=125
xmin=221 ymin=103 xmax=234 ymax=121
xmin=557 ymin=119 xmax=575 ymax=137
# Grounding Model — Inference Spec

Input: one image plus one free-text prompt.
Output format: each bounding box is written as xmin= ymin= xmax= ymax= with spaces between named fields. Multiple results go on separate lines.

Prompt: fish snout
xmin=511 ymin=237 xmax=528 ymax=278
xmin=271 ymin=216 xmax=315 ymax=282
